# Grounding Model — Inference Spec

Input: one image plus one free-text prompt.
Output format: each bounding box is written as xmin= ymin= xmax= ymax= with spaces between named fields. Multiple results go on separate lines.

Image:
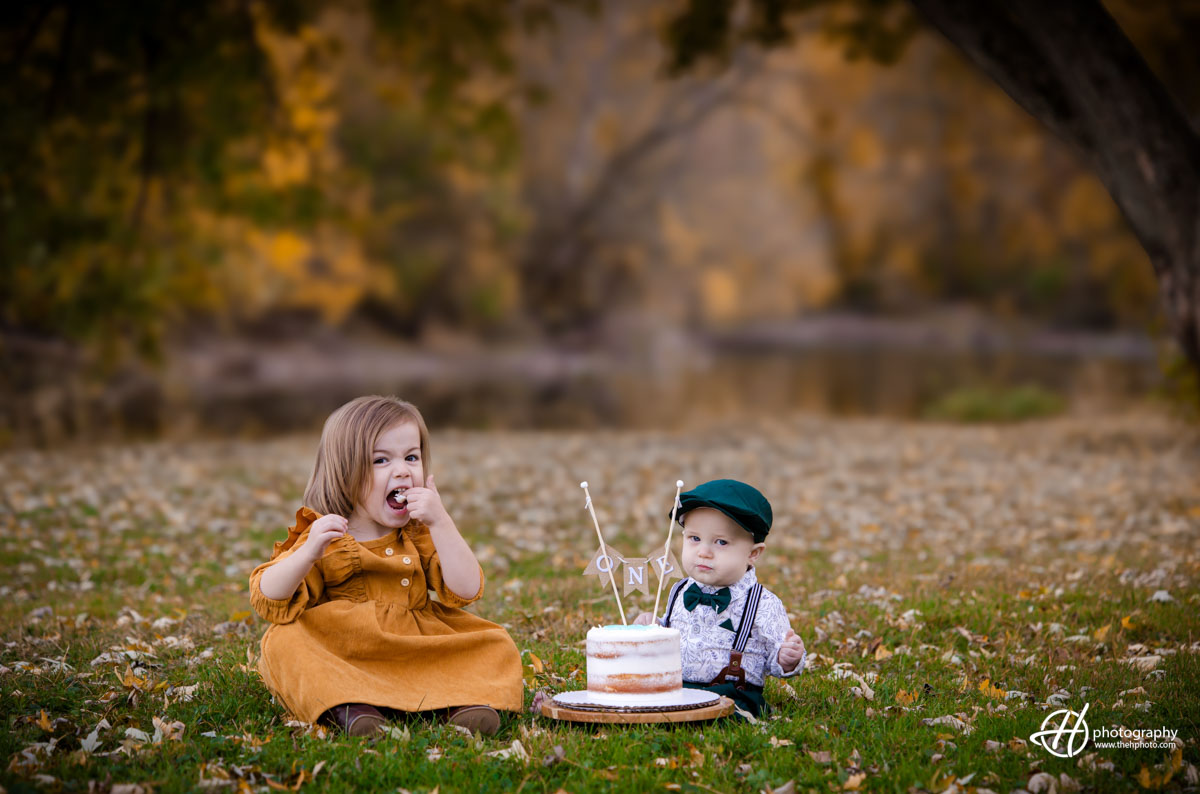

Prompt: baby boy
xmin=635 ymin=479 xmax=805 ymax=716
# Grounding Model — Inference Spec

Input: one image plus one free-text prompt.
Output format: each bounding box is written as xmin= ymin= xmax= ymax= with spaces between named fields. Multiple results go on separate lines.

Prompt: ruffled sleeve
xmin=248 ymin=507 xmax=327 ymax=625
xmin=269 ymin=506 xmax=322 ymax=560
xmin=405 ymin=520 xmax=485 ymax=609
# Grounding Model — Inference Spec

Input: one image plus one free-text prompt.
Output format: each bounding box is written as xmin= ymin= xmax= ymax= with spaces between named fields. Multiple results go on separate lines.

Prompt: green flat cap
xmin=673 ymin=479 xmax=772 ymax=542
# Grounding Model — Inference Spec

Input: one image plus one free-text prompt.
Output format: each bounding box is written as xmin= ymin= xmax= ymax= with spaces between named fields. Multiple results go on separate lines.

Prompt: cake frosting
xmin=585 ymin=624 xmax=682 ymax=704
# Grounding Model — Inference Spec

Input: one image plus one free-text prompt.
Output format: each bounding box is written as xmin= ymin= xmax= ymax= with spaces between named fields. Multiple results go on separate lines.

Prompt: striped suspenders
xmin=664 ymin=580 xmax=764 ymax=690
xmin=663 ymin=580 xmax=688 ymax=626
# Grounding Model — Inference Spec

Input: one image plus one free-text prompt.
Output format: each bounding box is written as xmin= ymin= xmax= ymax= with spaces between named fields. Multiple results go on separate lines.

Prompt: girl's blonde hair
xmin=303 ymin=395 xmax=432 ymax=516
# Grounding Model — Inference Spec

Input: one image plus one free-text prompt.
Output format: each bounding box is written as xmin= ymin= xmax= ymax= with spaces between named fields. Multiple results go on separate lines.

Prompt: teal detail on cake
xmin=599 ymin=624 xmax=656 ymax=631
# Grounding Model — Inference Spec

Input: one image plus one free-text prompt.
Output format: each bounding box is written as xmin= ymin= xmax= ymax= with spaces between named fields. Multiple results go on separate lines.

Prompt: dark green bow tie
xmin=683 ymin=583 xmax=731 ymax=613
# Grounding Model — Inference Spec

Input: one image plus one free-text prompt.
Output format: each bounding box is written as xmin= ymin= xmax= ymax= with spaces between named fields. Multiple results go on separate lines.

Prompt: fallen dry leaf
xmin=124 ymin=727 xmax=151 ymax=744
xmin=486 ymin=740 xmax=530 ymax=764
xmin=978 ymin=679 xmax=1006 ymax=700
xmin=152 ymin=716 xmax=185 ymax=743
xmin=1027 ymin=771 xmax=1058 ymax=794
xmin=1137 ymin=747 xmax=1184 ymax=789
xmin=921 ymin=715 xmax=974 ymax=735
xmin=1123 ymin=656 xmax=1161 ymax=672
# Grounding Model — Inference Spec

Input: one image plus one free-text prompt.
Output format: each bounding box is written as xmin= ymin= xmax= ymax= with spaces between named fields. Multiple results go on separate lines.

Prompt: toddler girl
xmin=249 ymin=395 xmax=523 ymax=737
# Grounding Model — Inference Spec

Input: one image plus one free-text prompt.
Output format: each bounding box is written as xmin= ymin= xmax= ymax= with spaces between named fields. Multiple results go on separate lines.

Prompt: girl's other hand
xmin=632 ymin=612 xmax=656 ymax=626
xmin=302 ymin=514 xmax=348 ymax=562
xmin=403 ymin=475 xmax=451 ymax=529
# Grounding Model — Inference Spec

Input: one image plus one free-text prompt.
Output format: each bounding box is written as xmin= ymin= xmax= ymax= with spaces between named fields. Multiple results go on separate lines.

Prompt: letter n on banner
xmin=622 ymin=557 xmax=650 ymax=595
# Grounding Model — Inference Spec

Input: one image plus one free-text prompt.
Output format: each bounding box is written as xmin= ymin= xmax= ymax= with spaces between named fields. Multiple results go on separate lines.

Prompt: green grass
xmin=2 ymin=565 xmax=1195 ymax=793
xmin=922 ymin=384 xmax=1066 ymax=423
xmin=1 ymin=421 xmax=1198 ymax=792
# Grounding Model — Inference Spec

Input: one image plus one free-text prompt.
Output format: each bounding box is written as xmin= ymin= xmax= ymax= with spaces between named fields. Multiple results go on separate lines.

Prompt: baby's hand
xmin=301 ymin=514 xmax=348 ymax=562
xmin=403 ymin=475 xmax=451 ymax=529
xmin=632 ymin=612 xmax=656 ymax=626
xmin=777 ymin=628 xmax=806 ymax=673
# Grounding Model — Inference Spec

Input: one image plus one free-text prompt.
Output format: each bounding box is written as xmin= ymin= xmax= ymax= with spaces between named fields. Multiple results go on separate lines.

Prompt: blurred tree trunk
xmin=517 ymin=75 xmax=750 ymax=335
xmin=910 ymin=0 xmax=1200 ymax=371
xmin=515 ymin=1 xmax=758 ymax=336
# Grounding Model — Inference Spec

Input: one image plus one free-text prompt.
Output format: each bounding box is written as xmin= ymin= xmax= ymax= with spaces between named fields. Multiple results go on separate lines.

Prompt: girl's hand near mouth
xmin=402 ymin=475 xmax=450 ymax=530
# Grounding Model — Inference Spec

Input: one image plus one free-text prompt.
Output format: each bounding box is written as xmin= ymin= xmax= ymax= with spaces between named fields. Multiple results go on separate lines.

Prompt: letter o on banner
xmin=583 ymin=544 xmax=625 ymax=588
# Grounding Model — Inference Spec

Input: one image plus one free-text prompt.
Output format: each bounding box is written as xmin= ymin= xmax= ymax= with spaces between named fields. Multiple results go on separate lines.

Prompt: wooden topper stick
xmin=581 ymin=481 xmax=626 ymax=625
xmin=652 ymin=480 xmax=685 ymax=623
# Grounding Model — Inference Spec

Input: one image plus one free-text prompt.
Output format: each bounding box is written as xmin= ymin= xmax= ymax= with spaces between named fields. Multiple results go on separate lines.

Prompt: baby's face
xmin=680 ymin=508 xmax=764 ymax=587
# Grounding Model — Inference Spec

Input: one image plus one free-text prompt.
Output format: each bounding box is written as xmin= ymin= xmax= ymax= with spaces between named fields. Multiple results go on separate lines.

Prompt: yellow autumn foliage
xmin=700 ymin=268 xmax=740 ymax=324
xmin=3 ymin=0 xmax=1166 ymax=355
xmin=1061 ymin=174 xmax=1119 ymax=236
xmin=263 ymin=231 xmax=311 ymax=278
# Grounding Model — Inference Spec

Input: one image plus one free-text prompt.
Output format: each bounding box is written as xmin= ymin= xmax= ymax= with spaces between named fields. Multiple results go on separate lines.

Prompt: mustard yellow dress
xmin=249 ymin=507 xmax=524 ymax=723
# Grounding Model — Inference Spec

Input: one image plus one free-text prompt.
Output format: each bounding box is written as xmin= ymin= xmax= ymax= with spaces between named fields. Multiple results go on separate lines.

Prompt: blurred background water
xmin=4 ymin=312 xmax=1159 ymax=441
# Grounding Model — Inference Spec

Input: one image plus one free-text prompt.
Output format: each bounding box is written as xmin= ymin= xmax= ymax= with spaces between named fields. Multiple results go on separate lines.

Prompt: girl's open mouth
xmin=386 ymin=488 xmax=408 ymax=512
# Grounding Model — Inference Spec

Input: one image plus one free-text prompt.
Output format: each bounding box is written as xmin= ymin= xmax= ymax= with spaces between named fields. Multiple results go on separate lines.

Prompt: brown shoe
xmin=325 ymin=703 xmax=386 ymax=737
xmin=445 ymin=705 xmax=500 ymax=736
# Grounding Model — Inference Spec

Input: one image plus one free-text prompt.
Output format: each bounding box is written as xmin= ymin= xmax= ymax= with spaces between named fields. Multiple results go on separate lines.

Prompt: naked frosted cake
xmin=585 ymin=624 xmax=682 ymax=704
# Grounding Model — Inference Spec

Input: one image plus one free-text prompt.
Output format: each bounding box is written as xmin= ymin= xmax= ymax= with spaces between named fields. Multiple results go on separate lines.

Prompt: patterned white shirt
xmin=659 ymin=567 xmax=806 ymax=688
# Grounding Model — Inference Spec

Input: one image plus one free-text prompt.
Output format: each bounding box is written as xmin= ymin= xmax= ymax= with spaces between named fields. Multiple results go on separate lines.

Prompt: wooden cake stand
xmin=540 ymin=695 xmax=735 ymax=725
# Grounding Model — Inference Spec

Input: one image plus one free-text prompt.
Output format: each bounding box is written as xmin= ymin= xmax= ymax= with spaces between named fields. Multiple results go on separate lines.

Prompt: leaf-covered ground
xmin=1 ymin=413 xmax=1198 ymax=793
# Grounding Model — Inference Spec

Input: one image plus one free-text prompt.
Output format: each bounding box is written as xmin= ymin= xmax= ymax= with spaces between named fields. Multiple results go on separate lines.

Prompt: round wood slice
xmin=540 ymin=695 xmax=735 ymax=724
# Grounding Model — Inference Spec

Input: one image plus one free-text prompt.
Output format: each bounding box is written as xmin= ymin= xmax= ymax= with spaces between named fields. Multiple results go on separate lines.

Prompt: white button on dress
xmin=385 ymin=548 xmax=394 ymax=556
xmin=402 ymin=556 xmax=412 ymax=564
xmin=401 ymin=578 xmax=410 ymax=586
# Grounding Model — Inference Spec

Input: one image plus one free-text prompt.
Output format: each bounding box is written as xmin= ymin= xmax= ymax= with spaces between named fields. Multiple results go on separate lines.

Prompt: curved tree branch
xmin=910 ymin=0 xmax=1200 ymax=367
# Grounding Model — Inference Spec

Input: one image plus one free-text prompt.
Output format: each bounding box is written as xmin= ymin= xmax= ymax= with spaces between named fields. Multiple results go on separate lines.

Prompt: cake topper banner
xmin=579 ymin=479 xmax=684 ymax=625
xmin=581 ymin=546 xmax=684 ymax=594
